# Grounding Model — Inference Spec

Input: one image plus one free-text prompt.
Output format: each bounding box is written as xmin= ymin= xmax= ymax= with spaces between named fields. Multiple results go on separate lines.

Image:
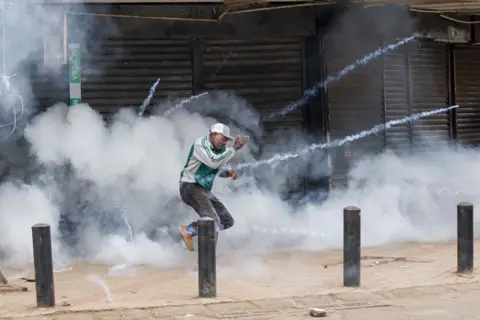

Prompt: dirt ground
xmin=1 ymin=240 xmax=480 ymax=319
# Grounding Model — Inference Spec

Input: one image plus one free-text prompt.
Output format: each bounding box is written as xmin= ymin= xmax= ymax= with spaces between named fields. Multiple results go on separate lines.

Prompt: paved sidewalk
xmin=1 ymin=240 xmax=480 ymax=319
xmin=6 ymin=281 xmax=480 ymax=319
xmin=329 ymin=283 xmax=480 ymax=320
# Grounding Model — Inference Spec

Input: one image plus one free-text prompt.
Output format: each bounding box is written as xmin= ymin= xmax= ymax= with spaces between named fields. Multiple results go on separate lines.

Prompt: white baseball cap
xmin=210 ymin=123 xmax=233 ymax=140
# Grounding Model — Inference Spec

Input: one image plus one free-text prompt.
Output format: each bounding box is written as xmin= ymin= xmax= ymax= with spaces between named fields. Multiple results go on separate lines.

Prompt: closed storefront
xmin=65 ymin=6 xmax=312 ymax=195
xmin=202 ymin=39 xmax=304 ymax=144
xmin=46 ymin=3 xmax=480 ymax=193
xmin=383 ymin=41 xmax=450 ymax=152
xmin=409 ymin=42 xmax=450 ymax=149
xmin=81 ymin=38 xmax=193 ymax=118
xmin=383 ymin=45 xmax=410 ymax=151
xmin=326 ymin=39 xmax=384 ymax=188
xmin=66 ymin=6 xmax=312 ymax=144
xmin=29 ymin=64 xmax=69 ymax=113
xmin=454 ymin=45 xmax=480 ymax=146
xmin=78 ymin=36 xmax=305 ymax=142
xmin=200 ymin=38 xmax=306 ymax=195
xmin=328 ymin=39 xmax=451 ymax=187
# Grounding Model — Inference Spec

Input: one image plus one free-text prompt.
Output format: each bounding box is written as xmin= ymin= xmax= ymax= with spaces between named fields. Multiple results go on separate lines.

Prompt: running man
xmin=178 ymin=123 xmax=249 ymax=251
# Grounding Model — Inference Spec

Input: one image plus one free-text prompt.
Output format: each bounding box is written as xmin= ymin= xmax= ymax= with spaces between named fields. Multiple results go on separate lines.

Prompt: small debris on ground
xmin=309 ymin=307 xmax=326 ymax=317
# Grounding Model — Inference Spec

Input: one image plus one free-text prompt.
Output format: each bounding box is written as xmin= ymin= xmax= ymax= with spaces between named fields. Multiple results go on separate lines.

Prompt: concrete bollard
xmin=32 ymin=223 xmax=55 ymax=307
xmin=457 ymin=202 xmax=474 ymax=273
xmin=343 ymin=206 xmax=361 ymax=287
xmin=198 ymin=217 xmax=216 ymax=297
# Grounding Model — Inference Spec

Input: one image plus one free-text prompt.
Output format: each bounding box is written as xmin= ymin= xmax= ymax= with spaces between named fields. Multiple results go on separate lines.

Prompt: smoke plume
xmin=0 ymin=94 xmax=474 ymax=269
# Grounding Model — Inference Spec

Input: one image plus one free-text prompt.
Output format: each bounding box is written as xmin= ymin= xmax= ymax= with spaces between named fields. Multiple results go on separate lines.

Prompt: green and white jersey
xmin=180 ymin=136 xmax=237 ymax=190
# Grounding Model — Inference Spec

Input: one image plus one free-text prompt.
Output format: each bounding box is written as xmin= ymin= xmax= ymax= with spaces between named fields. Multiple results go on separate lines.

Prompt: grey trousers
xmin=179 ymin=182 xmax=235 ymax=235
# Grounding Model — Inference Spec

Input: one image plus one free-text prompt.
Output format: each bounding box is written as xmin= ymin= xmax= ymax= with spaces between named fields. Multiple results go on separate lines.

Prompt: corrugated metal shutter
xmin=202 ymin=39 xmax=305 ymax=196
xmin=202 ymin=39 xmax=304 ymax=144
xmin=30 ymin=66 xmax=69 ymax=112
xmin=383 ymin=47 xmax=410 ymax=152
xmin=409 ymin=42 xmax=450 ymax=150
xmin=326 ymin=41 xmax=384 ymax=188
xmin=454 ymin=45 xmax=480 ymax=146
xmin=383 ymin=41 xmax=450 ymax=153
xmin=82 ymin=38 xmax=193 ymax=117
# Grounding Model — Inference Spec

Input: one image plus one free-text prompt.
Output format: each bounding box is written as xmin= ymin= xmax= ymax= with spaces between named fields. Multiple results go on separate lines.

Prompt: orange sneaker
xmin=179 ymin=225 xmax=194 ymax=251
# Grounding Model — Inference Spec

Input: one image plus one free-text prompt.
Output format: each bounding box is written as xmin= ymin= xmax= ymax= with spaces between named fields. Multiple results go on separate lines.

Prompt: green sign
xmin=68 ymin=43 xmax=81 ymax=105
xmin=69 ymin=98 xmax=81 ymax=105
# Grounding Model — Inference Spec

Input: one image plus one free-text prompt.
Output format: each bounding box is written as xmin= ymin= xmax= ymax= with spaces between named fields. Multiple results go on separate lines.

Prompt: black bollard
xmin=198 ymin=217 xmax=216 ymax=297
xmin=457 ymin=202 xmax=474 ymax=273
xmin=32 ymin=223 xmax=55 ymax=307
xmin=343 ymin=206 xmax=361 ymax=287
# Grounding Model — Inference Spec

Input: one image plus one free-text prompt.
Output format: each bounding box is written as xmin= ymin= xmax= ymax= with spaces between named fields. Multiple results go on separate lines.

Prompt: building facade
xmin=30 ymin=2 xmax=480 ymax=194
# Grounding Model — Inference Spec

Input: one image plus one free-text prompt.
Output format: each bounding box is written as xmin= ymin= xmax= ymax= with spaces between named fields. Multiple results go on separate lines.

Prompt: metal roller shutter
xmin=31 ymin=67 xmax=69 ymax=112
xmin=454 ymin=45 xmax=480 ymax=146
xmin=383 ymin=41 xmax=450 ymax=153
xmin=202 ymin=39 xmax=304 ymax=144
xmin=202 ymin=39 xmax=305 ymax=196
xmin=326 ymin=41 xmax=384 ymax=188
xmin=82 ymin=38 xmax=193 ymax=117
xmin=383 ymin=47 xmax=410 ymax=152
xmin=409 ymin=42 xmax=450 ymax=150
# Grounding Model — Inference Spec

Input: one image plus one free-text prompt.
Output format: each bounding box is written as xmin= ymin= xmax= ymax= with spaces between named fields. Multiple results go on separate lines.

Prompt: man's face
xmin=211 ymin=133 xmax=229 ymax=149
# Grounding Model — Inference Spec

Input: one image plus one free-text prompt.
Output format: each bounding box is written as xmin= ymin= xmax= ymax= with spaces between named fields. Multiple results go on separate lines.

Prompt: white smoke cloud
xmin=10 ymin=98 xmax=263 ymax=267
xmin=0 ymin=87 xmax=477 ymax=271
xmin=220 ymin=144 xmax=480 ymax=258
xmin=0 ymin=182 xmax=61 ymax=266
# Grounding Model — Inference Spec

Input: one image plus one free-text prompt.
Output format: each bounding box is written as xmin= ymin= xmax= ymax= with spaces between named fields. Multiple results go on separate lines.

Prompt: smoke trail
xmin=87 ymin=274 xmax=113 ymax=302
xmin=0 ymin=5 xmax=25 ymax=135
xmin=0 ymin=76 xmax=24 ymax=135
xmin=115 ymin=78 xmax=161 ymax=239
xmin=235 ymin=105 xmax=458 ymax=170
xmin=123 ymin=214 xmax=133 ymax=242
xmin=210 ymin=52 xmax=233 ymax=81
xmin=266 ymin=36 xmax=415 ymax=121
xmin=138 ymin=78 xmax=160 ymax=116
xmin=119 ymin=205 xmax=133 ymax=243
xmin=163 ymin=92 xmax=209 ymax=116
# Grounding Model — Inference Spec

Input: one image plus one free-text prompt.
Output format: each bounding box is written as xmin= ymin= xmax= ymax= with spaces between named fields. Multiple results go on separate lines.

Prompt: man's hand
xmin=226 ymin=170 xmax=238 ymax=180
xmin=233 ymin=136 xmax=249 ymax=150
